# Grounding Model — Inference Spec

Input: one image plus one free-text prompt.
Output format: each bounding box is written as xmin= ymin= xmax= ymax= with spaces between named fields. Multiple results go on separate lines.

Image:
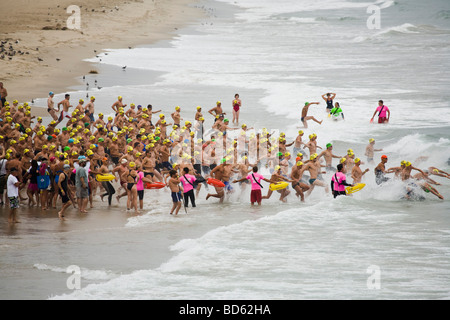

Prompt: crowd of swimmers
xmin=0 ymin=90 xmax=447 ymax=223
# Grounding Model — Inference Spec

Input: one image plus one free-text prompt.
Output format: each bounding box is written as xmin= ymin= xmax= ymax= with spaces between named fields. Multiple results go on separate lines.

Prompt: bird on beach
xmin=38 ymin=57 xmax=43 ymax=61
xmin=56 ymin=58 xmax=60 ymax=61
xmin=122 ymin=66 xmax=127 ymax=70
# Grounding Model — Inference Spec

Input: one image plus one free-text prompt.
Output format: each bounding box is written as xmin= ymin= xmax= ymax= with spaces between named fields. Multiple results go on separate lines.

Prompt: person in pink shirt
xmin=180 ymin=167 xmax=197 ymax=207
xmin=331 ymin=163 xmax=354 ymax=198
xmin=233 ymin=166 xmax=274 ymax=206
xmin=370 ymin=100 xmax=390 ymax=124
xmin=135 ymin=163 xmax=152 ymax=210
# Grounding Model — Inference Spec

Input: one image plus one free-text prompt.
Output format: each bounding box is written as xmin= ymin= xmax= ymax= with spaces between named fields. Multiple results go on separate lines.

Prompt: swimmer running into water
xmin=301 ymin=102 xmax=323 ymax=128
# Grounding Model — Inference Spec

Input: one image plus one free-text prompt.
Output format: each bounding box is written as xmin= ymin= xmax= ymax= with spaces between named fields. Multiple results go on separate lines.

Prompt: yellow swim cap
xmin=296 ymin=161 xmax=303 ymax=166
xmin=355 ymin=158 xmax=361 ymax=163
xmin=298 ymin=130 xmax=304 ymax=135
xmin=340 ymin=157 xmax=346 ymax=164
xmin=405 ymin=161 xmax=411 ymax=167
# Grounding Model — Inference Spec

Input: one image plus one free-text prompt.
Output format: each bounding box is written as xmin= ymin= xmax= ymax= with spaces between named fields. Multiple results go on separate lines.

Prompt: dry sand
xmin=0 ymin=0 xmax=204 ymax=117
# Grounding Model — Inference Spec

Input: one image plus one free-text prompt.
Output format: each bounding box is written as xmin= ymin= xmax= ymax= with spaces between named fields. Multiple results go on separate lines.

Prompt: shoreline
xmin=1 ymin=0 xmax=205 ymax=117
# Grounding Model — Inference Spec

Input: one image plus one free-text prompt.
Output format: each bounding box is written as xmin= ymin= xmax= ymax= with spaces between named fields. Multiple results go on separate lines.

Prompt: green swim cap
xmin=326 ymin=143 xmax=332 ymax=148
xmin=277 ymin=152 xmax=283 ymax=157
xmin=221 ymin=158 xmax=227 ymax=164
xmin=305 ymin=102 xmax=309 ymax=106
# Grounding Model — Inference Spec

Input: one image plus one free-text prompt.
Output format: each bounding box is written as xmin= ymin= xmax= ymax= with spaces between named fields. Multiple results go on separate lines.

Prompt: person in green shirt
xmin=329 ymin=102 xmax=344 ymax=120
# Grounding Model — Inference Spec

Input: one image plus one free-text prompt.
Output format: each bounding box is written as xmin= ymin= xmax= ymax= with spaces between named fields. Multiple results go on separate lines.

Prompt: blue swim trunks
xmin=171 ymin=191 xmax=182 ymax=203
xmin=223 ymin=181 xmax=233 ymax=192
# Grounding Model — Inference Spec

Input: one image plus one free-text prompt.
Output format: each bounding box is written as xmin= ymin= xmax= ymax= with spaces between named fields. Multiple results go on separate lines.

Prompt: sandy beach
xmin=1 ymin=0 xmax=204 ymax=117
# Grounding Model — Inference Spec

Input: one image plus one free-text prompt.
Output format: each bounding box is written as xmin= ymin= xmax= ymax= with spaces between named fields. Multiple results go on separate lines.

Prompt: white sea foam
xmin=34 ymin=264 xmax=117 ymax=281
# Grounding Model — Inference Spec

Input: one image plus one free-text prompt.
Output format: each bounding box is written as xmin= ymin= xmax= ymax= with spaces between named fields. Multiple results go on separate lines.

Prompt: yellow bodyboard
xmin=269 ymin=181 xmax=289 ymax=191
xmin=346 ymin=183 xmax=365 ymax=194
xmin=96 ymin=174 xmax=115 ymax=182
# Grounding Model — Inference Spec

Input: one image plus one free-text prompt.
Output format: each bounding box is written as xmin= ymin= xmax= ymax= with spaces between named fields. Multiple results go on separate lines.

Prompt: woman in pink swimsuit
xmin=232 ymin=93 xmax=241 ymax=124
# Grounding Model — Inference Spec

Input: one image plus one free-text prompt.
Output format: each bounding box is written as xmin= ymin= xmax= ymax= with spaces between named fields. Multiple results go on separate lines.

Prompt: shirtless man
xmin=0 ymin=82 xmax=7 ymax=107
xmin=365 ymin=138 xmax=383 ymax=164
xmin=57 ymin=94 xmax=73 ymax=125
xmin=195 ymin=106 xmax=203 ymax=121
xmin=305 ymin=134 xmax=322 ymax=157
xmin=47 ymin=92 xmax=59 ymax=121
xmin=292 ymin=130 xmax=306 ymax=155
xmin=215 ymin=118 xmax=239 ymax=138
xmin=413 ymin=170 xmax=444 ymax=200
xmin=125 ymin=103 xmax=137 ymax=120
xmin=261 ymin=165 xmax=293 ymax=202
xmin=428 ymin=167 xmax=450 ymax=179
xmin=290 ymin=161 xmax=310 ymax=202
xmin=84 ymin=96 xmax=96 ymax=124
xmin=234 ymin=157 xmax=253 ymax=192
xmin=208 ymin=101 xmax=226 ymax=121
xmin=351 ymin=158 xmax=369 ymax=184
xmin=112 ymin=158 xmax=129 ymax=202
xmin=142 ymin=150 xmax=158 ymax=182
xmin=318 ymin=143 xmax=341 ymax=172
xmin=401 ymin=161 xmax=425 ymax=182
xmin=111 ymin=96 xmax=127 ymax=114
xmin=171 ymin=106 xmax=182 ymax=127
xmin=168 ymin=170 xmax=183 ymax=215
xmin=301 ymin=102 xmax=322 ymax=128
xmin=300 ymin=153 xmax=329 ymax=196
xmin=386 ymin=161 xmax=406 ymax=179
xmin=206 ymin=159 xmax=237 ymax=203
xmin=374 ymin=155 xmax=390 ymax=185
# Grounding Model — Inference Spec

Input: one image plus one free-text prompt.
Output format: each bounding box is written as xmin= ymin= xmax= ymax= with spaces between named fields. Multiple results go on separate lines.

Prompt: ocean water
xmin=3 ymin=0 xmax=450 ymax=299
